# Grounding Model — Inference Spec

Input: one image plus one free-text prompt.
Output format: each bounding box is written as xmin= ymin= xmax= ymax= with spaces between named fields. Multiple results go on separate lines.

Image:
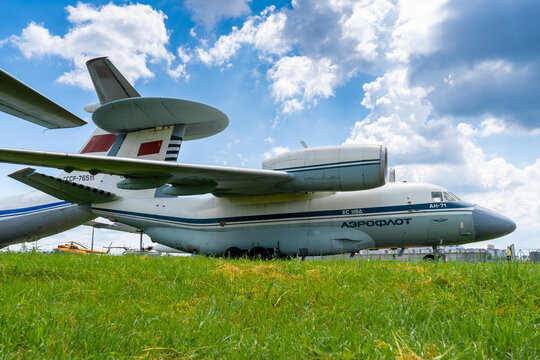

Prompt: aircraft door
xmin=457 ymin=215 xmax=474 ymax=243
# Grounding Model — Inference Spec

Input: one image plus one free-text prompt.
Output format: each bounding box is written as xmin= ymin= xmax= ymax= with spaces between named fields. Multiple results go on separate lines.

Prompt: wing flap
xmin=0 ymin=148 xmax=293 ymax=196
xmin=9 ymin=168 xmax=118 ymax=204
xmin=0 ymin=69 xmax=86 ymax=129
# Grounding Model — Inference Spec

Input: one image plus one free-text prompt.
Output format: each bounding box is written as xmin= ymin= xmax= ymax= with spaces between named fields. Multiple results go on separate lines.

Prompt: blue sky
xmin=1 ymin=0 xmax=539 ymax=251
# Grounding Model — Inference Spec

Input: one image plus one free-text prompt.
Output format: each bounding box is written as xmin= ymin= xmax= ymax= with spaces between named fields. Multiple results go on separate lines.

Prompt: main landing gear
xmin=247 ymin=247 xmax=271 ymax=260
xmin=224 ymin=246 xmax=272 ymax=260
xmin=224 ymin=247 xmax=244 ymax=259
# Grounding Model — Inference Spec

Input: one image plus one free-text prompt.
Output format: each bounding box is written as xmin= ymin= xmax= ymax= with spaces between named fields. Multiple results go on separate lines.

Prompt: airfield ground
xmin=0 ymin=253 xmax=537 ymax=359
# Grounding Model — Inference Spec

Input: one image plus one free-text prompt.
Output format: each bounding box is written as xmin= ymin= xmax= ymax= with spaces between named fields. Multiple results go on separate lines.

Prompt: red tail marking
xmin=137 ymin=140 xmax=163 ymax=156
xmin=81 ymin=134 xmax=118 ymax=154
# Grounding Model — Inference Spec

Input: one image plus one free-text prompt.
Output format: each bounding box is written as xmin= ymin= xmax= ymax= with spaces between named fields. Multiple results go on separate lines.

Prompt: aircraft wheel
xmin=248 ymin=246 xmax=271 ymax=260
xmin=224 ymin=247 xmax=244 ymax=259
xmin=423 ymin=254 xmax=435 ymax=261
xmin=423 ymin=253 xmax=447 ymax=262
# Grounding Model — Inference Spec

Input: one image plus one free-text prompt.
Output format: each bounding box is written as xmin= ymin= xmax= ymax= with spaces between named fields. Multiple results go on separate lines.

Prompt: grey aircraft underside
xmin=0 ymin=58 xmax=516 ymax=258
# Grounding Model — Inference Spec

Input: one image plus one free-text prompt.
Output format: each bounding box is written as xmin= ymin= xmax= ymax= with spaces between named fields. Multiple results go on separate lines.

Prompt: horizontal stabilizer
xmin=86 ymin=57 xmax=140 ymax=104
xmin=0 ymin=69 xmax=86 ymax=128
xmin=9 ymin=168 xmax=118 ymax=204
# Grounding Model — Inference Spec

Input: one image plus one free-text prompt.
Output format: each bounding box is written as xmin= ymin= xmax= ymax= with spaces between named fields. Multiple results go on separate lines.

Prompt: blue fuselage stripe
xmin=0 ymin=201 xmax=73 ymax=219
xmin=0 ymin=201 xmax=71 ymax=219
xmin=93 ymin=202 xmax=472 ymax=228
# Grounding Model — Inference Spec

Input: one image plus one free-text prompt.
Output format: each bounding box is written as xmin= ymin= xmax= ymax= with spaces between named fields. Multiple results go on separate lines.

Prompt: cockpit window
xmin=431 ymin=191 xmax=443 ymax=202
xmin=444 ymin=192 xmax=462 ymax=202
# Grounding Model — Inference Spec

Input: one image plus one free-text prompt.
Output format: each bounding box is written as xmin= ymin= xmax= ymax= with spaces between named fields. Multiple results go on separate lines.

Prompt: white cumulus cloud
xmin=346 ymin=68 xmax=443 ymax=163
xmin=268 ymin=56 xmax=340 ymax=113
xmin=387 ymin=0 xmax=450 ymax=62
xmin=10 ymin=3 xmax=184 ymax=89
xmin=195 ymin=6 xmax=289 ymax=66
xmin=479 ymin=118 xmax=506 ymax=137
xmin=190 ymin=0 xmax=450 ymax=115
xmin=185 ymin=0 xmax=252 ymax=29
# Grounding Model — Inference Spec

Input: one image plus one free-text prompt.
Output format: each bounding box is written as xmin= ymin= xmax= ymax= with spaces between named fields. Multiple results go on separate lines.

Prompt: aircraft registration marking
xmin=62 ymin=175 xmax=95 ymax=182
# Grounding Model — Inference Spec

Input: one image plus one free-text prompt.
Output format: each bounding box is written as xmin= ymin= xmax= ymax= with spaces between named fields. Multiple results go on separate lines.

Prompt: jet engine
xmin=262 ymin=144 xmax=387 ymax=192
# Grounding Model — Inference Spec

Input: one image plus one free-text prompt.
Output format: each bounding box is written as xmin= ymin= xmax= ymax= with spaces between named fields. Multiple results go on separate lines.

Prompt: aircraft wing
xmin=0 ymin=148 xmax=293 ymax=196
xmin=0 ymin=68 xmax=86 ymax=129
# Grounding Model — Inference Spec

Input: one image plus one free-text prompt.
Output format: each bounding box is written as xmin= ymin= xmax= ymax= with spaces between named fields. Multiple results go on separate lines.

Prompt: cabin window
xmin=431 ymin=191 xmax=443 ymax=202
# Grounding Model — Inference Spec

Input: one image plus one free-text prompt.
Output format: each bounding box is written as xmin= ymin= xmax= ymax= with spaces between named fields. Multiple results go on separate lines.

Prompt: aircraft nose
xmin=473 ymin=206 xmax=516 ymax=241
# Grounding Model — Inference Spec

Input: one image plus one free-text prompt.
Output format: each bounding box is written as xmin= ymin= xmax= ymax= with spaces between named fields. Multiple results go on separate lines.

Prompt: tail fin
xmin=56 ymin=127 xmax=122 ymax=192
xmin=57 ymin=125 xmax=184 ymax=195
xmin=55 ymin=58 xmax=186 ymax=195
xmin=86 ymin=57 xmax=140 ymax=104
xmin=84 ymin=57 xmax=186 ymax=163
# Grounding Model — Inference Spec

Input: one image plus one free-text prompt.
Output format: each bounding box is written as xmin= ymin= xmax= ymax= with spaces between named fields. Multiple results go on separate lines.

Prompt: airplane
xmin=0 ymin=57 xmax=516 ymax=259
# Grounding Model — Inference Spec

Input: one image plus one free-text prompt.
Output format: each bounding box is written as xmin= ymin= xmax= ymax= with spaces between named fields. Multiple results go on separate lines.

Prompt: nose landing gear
xmin=422 ymin=246 xmax=447 ymax=262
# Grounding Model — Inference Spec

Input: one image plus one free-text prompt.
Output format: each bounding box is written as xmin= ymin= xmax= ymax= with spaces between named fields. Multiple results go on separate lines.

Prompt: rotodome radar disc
xmin=92 ymin=97 xmax=229 ymax=140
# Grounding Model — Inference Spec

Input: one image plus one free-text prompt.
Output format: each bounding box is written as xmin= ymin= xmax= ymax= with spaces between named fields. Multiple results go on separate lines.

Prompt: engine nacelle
xmin=262 ymin=145 xmax=387 ymax=192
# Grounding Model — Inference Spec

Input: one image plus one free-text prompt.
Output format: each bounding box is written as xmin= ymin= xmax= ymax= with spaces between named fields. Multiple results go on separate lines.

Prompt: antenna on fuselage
xmin=300 ymin=141 xmax=308 ymax=148
xmin=388 ymin=168 xmax=396 ymax=182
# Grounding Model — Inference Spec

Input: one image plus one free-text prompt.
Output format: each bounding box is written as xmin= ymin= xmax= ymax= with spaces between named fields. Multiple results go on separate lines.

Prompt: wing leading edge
xmin=0 ymin=148 xmax=293 ymax=196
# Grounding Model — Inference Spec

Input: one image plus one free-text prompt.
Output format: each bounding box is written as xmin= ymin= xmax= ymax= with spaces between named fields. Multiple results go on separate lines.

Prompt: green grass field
xmin=0 ymin=253 xmax=538 ymax=359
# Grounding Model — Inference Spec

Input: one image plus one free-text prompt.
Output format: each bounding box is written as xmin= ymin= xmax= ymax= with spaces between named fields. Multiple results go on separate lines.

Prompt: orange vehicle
xmin=54 ymin=242 xmax=108 ymax=255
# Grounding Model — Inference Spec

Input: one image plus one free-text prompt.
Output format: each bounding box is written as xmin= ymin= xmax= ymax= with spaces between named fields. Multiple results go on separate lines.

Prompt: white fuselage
xmin=89 ymin=182 xmax=487 ymax=256
xmin=0 ymin=191 xmax=94 ymax=246
xmin=0 ymin=183 xmax=515 ymax=255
